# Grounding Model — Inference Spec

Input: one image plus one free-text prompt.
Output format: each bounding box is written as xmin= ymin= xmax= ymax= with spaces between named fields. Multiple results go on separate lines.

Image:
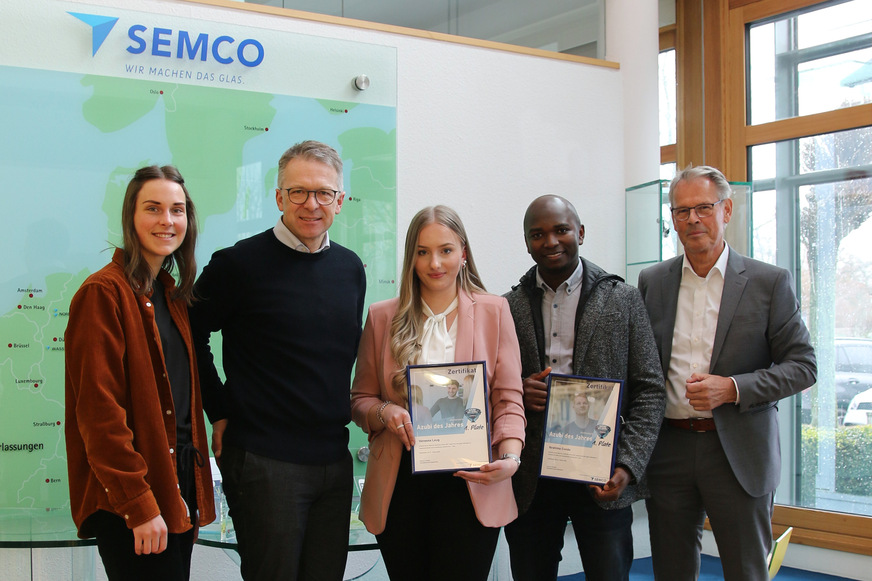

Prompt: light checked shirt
xmin=537 ymin=259 xmax=584 ymax=375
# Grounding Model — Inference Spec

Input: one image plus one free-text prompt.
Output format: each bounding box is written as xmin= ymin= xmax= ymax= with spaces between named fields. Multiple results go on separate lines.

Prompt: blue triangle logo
xmin=68 ymin=12 xmax=119 ymax=56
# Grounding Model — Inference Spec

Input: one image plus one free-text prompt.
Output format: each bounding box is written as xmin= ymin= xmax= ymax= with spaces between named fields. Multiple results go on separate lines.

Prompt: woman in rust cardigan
xmin=351 ymin=205 xmax=525 ymax=579
xmin=65 ymin=166 xmax=214 ymax=581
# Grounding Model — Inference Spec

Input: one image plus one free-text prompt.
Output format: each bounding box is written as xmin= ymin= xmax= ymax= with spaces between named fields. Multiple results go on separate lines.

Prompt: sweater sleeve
xmin=189 ymin=250 xmax=235 ymax=423
xmin=65 ymin=281 xmax=160 ymax=528
xmin=613 ymin=286 xmax=666 ymax=482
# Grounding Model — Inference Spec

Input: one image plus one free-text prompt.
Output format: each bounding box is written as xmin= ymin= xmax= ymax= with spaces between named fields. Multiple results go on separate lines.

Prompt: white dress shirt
xmin=666 ymin=245 xmax=731 ymax=419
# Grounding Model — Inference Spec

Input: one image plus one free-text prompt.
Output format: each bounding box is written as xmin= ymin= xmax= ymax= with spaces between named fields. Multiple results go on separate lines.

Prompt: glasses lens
xmin=286 ymin=189 xmax=306 ymax=204
xmin=315 ymin=190 xmax=336 ymax=205
xmin=673 ymin=208 xmax=690 ymax=221
xmin=695 ymin=204 xmax=714 ymax=218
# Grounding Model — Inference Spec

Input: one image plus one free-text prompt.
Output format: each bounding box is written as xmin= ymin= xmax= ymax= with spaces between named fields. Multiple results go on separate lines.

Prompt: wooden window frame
xmin=722 ymin=0 xmax=872 ymax=555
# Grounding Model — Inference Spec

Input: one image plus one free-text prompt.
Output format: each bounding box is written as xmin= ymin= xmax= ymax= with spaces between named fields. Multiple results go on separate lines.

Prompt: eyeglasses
xmin=669 ymin=199 xmax=725 ymax=222
xmin=280 ymin=188 xmax=339 ymax=206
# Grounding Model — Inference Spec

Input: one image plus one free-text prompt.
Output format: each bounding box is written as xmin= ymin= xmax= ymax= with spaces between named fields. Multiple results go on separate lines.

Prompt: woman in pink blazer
xmin=351 ymin=205 xmax=525 ymax=579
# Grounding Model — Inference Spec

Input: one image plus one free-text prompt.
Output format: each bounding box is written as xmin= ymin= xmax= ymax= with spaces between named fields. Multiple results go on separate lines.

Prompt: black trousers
xmin=88 ymin=510 xmax=194 ymax=581
xmin=376 ymin=450 xmax=500 ymax=580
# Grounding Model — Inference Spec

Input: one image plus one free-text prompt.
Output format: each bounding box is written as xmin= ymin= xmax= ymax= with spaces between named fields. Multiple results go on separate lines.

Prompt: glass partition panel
xmin=244 ymin=0 xmax=606 ymax=58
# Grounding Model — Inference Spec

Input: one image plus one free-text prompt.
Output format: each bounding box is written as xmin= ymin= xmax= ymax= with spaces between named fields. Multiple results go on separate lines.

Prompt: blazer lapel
xmin=658 ymin=258 xmax=682 ymax=374
xmin=711 ymin=251 xmax=748 ymax=372
xmin=454 ymin=291 xmax=475 ymax=362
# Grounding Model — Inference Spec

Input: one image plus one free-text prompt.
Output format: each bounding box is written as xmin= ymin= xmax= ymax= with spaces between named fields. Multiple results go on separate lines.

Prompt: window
xmin=748 ymin=0 xmax=872 ymax=124
xmin=742 ymin=1 xmax=872 ymax=519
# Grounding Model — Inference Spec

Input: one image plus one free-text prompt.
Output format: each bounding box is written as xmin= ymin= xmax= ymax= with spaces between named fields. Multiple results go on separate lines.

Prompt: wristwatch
xmin=500 ymin=453 xmax=521 ymax=467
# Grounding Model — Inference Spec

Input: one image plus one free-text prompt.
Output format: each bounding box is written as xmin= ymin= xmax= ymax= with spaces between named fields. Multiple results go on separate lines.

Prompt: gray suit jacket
xmin=638 ymin=250 xmax=816 ymax=497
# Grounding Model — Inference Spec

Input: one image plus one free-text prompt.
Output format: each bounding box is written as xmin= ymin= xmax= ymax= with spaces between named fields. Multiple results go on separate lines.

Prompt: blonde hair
xmin=388 ymin=206 xmax=487 ymax=401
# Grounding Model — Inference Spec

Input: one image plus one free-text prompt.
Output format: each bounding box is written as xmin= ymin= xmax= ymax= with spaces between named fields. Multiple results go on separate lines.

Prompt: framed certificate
xmin=406 ymin=361 xmax=491 ymax=474
xmin=539 ymin=374 xmax=624 ymax=485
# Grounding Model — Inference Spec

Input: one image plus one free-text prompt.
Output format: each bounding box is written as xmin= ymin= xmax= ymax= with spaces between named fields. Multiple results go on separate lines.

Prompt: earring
xmin=462 ymin=259 xmax=467 ymax=268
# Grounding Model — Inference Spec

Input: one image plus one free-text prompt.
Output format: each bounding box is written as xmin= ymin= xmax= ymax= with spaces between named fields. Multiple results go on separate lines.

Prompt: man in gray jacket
xmin=504 ymin=195 xmax=665 ymax=581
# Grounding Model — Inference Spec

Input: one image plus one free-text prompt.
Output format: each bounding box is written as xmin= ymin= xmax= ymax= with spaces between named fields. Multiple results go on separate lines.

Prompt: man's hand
xmin=685 ymin=373 xmax=737 ymax=411
xmin=211 ymin=419 xmax=228 ymax=466
xmin=588 ymin=466 xmax=631 ymax=501
xmin=132 ymin=515 xmax=168 ymax=555
xmin=522 ymin=368 xmax=552 ymax=413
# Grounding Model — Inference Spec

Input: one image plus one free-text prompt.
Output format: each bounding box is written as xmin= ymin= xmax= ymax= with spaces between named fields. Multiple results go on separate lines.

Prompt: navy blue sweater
xmin=191 ymin=229 xmax=366 ymax=464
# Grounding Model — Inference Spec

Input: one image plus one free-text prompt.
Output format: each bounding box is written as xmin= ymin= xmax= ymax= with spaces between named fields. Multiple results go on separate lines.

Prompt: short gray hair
xmin=668 ymin=165 xmax=732 ymax=206
xmin=277 ymin=140 xmax=343 ymax=191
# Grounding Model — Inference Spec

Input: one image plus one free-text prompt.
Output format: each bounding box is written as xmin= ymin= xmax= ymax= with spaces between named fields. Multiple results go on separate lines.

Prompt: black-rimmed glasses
xmin=669 ymin=199 xmax=725 ymax=222
xmin=280 ymin=188 xmax=339 ymax=206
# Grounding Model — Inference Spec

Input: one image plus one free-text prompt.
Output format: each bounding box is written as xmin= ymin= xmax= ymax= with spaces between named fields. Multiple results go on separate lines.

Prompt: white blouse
xmin=418 ymin=297 xmax=459 ymax=364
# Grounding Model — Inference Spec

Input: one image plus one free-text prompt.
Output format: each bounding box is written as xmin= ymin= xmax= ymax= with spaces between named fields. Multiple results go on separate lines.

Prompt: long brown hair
xmin=388 ymin=206 xmax=487 ymax=401
xmin=120 ymin=165 xmax=198 ymax=303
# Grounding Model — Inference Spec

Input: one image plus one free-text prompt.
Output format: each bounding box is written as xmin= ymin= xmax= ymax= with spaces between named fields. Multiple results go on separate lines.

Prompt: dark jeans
xmin=88 ymin=510 xmax=194 ymax=581
xmin=376 ymin=450 xmax=500 ymax=581
xmin=221 ymin=445 xmax=352 ymax=581
xmin=504 ymin=478 xmax=634 ymax=581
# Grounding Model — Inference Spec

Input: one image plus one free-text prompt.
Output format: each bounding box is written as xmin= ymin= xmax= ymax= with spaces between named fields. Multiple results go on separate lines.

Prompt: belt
xmin=666 ymin=417 xmax=716 ymax=432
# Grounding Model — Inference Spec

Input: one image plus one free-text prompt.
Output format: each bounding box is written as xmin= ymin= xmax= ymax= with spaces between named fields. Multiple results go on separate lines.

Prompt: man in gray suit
xmin=638 ymin=165 xmax=816 ymax=580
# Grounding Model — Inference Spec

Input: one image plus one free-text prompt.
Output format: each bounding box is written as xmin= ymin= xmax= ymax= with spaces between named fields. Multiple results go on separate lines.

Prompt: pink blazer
xmin=350 ymin=291 xmax=526 ymax=535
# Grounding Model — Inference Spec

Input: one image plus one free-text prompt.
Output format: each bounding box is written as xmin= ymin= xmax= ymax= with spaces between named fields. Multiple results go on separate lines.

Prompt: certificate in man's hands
xmin=406 ymin=361 xmax=491 ymax=474
xmin=539 ymin=374 xmax=623 ymax=485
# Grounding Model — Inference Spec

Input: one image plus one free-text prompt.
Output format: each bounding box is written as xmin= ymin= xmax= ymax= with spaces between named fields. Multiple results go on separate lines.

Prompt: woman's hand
xmin=380 ymin=403 xmax=415 ymax=451
xmin=132 ymin=515 xmax=168 ymax=555
xmin=453 ymin=456 xmax=519 ymax=485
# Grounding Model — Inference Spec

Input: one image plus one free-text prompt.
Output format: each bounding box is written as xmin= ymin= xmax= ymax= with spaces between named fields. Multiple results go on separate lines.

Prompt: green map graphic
xmin=0 ymin=65 xmax=397 ymax=508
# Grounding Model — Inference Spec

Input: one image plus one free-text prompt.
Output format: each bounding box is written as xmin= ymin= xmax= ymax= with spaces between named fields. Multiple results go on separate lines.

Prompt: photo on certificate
xmin=539 ymin=374 xmax=624 ymax=485
xmin=406 ymin=361 xmax=491 ymax=474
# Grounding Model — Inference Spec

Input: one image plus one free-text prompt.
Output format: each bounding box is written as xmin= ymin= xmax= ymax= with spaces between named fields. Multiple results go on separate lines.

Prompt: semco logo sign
xmin=68 ymin=12 xmax=265 ymax=68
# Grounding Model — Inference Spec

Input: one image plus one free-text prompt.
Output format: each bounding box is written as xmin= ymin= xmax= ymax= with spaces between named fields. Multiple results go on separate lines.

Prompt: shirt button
xmin=105 ymin=488 xmax=109 ymax=493
xmin=553 ymin=332 xmax=557 ymax=337
xmin=145 ymin=302 xmax=152 ymax=308
xmin=553 ymin=304 xmax=558 ymax=308
xmin=166 ymin=409 xmax=172 ymax=415
xmin=124 ymin=514 xmax=129 ymax=520
xmin=552 ymin=358 xmax=557 ymax=363
xmin=169 ymin=448 xmax=175 ymax=454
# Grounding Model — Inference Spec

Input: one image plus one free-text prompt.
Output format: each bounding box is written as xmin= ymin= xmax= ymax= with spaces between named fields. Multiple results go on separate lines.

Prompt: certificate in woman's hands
xmin=406 ymin=361 xmax=491 ymax=474
xmin=539 ymin=374 xmax=623 ymax=485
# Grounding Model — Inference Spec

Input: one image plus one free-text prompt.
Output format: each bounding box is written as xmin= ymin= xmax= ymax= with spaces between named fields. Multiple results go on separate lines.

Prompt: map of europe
xmin=0 ymin=64 xmax=397 ymax=509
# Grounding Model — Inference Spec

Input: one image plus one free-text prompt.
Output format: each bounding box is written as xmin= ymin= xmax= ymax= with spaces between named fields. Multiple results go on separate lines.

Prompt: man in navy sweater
xmin=190 ymin=141 xmax=366 ymax=580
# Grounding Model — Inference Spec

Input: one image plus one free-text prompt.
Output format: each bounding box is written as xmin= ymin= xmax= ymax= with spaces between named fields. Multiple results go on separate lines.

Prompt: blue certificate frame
xmin=539 ymin=374 xmax=624 ymax=485
xmin=406 ymin=361 xmax=492 ymax=474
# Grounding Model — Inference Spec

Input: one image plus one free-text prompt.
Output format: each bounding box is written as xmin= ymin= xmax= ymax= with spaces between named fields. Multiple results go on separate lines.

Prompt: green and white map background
xmin=0 ymin=1 xmax=397 ymax=509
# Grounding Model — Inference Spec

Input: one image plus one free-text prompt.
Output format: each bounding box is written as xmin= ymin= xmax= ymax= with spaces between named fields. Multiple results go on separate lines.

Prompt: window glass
xmin=659 ymin=162 xmax=676 ymax=181
xmin=748 ymin=0 xmax=872 ymax=125
xmin=749 ymin=126 xmax=872 ymax=515
xmin=659 ymin=49 xmax=677 ymax=147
